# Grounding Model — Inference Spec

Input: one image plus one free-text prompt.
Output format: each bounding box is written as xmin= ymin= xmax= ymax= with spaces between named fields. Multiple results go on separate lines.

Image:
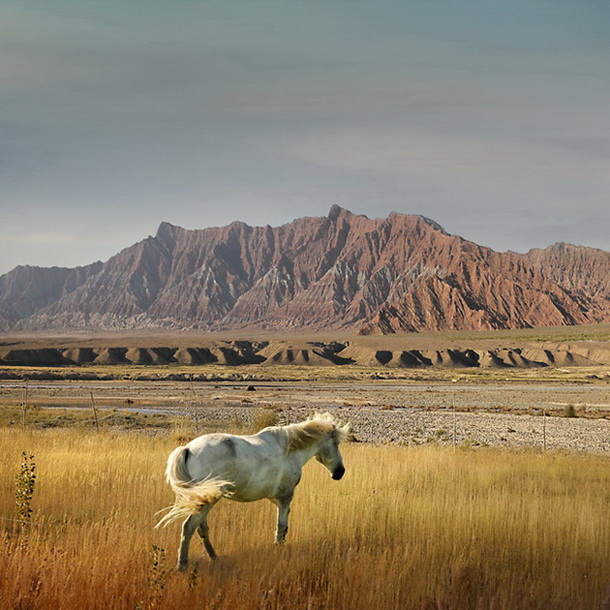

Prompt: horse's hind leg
xmin=196 ymin=505 xmax=218 ymax=560
xmin=178 ymin=510 xmax=207 ymax=571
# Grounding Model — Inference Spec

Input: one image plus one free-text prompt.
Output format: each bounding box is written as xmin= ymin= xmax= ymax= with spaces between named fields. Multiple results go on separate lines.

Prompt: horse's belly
xmin=228 ymin=479 xmax=277 ymax=502
xmin=228 ymin=490 xmax=270 ymax=503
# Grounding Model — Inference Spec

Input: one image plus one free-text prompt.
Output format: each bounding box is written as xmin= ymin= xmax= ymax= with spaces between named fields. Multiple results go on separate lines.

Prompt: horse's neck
xmin=289 ymin=442 xmax=321 ymax=468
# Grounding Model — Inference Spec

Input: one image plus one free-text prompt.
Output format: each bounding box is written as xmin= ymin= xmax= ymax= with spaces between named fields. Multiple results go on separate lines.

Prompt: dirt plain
xmin=1 ymin=326 xmax=609 ymax=453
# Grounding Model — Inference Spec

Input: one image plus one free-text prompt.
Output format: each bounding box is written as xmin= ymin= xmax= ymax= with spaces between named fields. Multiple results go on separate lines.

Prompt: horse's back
xmin=185 ymin=433 xmax=267 ymax=476
xmin=184 ymin=431 xmax=290 ymax=501
xmin=186 ymin=433 xmax=240 ymax=471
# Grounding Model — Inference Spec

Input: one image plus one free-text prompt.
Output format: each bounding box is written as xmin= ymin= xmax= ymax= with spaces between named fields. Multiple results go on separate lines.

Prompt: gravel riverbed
xmin=2 ymin=379 xmax=609 ymax=453
xmin=180 ymin=404 xmax=610 ymax=454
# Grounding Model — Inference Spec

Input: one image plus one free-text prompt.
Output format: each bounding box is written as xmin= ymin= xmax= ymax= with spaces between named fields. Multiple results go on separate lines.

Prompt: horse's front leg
xmin=272 ymin=491 xmax=294 ymax=544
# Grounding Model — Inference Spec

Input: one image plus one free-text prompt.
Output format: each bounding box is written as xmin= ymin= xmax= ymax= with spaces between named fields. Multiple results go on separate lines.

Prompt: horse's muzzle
xmin=332 ymin=465 xmax=345 ymax=480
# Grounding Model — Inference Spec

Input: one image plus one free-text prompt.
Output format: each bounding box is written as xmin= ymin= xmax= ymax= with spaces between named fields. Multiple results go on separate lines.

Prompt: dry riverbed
xmin=1 ymin=377 xmax=609 ymax=453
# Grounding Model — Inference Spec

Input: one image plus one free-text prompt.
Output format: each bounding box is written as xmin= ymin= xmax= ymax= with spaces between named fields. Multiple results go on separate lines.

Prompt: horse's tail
xmin=155 ymin=446 xmax=231 ymax=528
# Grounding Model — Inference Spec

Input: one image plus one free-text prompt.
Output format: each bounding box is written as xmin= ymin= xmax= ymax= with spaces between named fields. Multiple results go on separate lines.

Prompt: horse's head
xmin=315 ymin=422 xmax=349 ymax=480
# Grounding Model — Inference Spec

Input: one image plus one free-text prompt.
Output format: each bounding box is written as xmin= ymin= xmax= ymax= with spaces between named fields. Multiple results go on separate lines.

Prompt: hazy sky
xmin=2 ymin=0 xmax=609 ymax=275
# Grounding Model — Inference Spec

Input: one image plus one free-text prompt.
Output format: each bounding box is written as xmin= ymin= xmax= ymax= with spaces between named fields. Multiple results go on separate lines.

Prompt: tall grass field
xmin=1 ymin=427 xmax=609 ymax=609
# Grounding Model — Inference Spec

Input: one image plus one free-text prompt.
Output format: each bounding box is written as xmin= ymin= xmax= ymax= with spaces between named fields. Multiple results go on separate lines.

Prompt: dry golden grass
xmin=1 ymin=427 xmax=609 ymax=609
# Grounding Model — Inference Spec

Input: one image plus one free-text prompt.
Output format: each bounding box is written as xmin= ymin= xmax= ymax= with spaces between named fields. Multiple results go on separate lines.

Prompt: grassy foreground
xmin=1 ymin=428 xmax=609 ymax=609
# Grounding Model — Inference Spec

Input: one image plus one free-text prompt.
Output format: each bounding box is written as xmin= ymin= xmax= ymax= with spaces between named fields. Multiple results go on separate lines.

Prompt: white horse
xmin=156 ymin=413 xmax=349 ymax=571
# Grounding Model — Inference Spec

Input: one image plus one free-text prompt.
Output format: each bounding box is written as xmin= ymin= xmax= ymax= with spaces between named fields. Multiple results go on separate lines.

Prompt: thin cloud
xmin=0 ymin=0 xmax=609 ymax=275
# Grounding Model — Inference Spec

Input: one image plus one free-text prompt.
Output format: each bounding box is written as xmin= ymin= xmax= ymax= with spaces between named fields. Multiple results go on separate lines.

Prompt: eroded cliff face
xmin=1 ymin=206 xmax=609 ymax=333
xmin=2 ymin=338 xmax=610 ymax=370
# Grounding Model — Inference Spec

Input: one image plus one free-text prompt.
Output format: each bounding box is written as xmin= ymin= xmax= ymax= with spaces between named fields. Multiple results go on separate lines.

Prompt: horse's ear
xmin=336 ymin=422 xmax=350 ymax=443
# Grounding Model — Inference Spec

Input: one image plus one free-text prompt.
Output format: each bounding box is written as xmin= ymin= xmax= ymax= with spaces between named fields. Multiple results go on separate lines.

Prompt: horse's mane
xmin=264 ymin=413 xmax=349 ymax=453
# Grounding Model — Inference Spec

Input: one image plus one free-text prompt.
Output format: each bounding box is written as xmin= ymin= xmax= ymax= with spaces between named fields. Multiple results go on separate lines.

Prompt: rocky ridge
xmin=1 ymin=339 xmax=610 ymax=368
xmin=1 ymin=206 xmax=609 ymax=333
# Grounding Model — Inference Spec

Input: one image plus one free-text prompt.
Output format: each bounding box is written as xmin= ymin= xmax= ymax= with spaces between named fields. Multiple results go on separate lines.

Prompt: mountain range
xmin=1 ymin=205 xmax=609 ymax=334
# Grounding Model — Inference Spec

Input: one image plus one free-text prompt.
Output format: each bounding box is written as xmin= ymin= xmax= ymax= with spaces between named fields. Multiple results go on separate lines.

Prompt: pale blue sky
xmin=1 ymin=0 xmax=609 ymax=274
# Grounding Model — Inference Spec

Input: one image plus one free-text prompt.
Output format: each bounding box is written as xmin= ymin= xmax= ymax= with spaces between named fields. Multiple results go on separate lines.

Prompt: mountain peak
xmin=328 ymin=204 xmax=360 ymax=221
xmin=156 ymin=221 xmax=180 ymax=236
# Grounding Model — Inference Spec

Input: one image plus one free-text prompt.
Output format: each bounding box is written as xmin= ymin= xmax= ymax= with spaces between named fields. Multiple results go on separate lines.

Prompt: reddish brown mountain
xmin=1 ymin=206 xmax=609 ymax=333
